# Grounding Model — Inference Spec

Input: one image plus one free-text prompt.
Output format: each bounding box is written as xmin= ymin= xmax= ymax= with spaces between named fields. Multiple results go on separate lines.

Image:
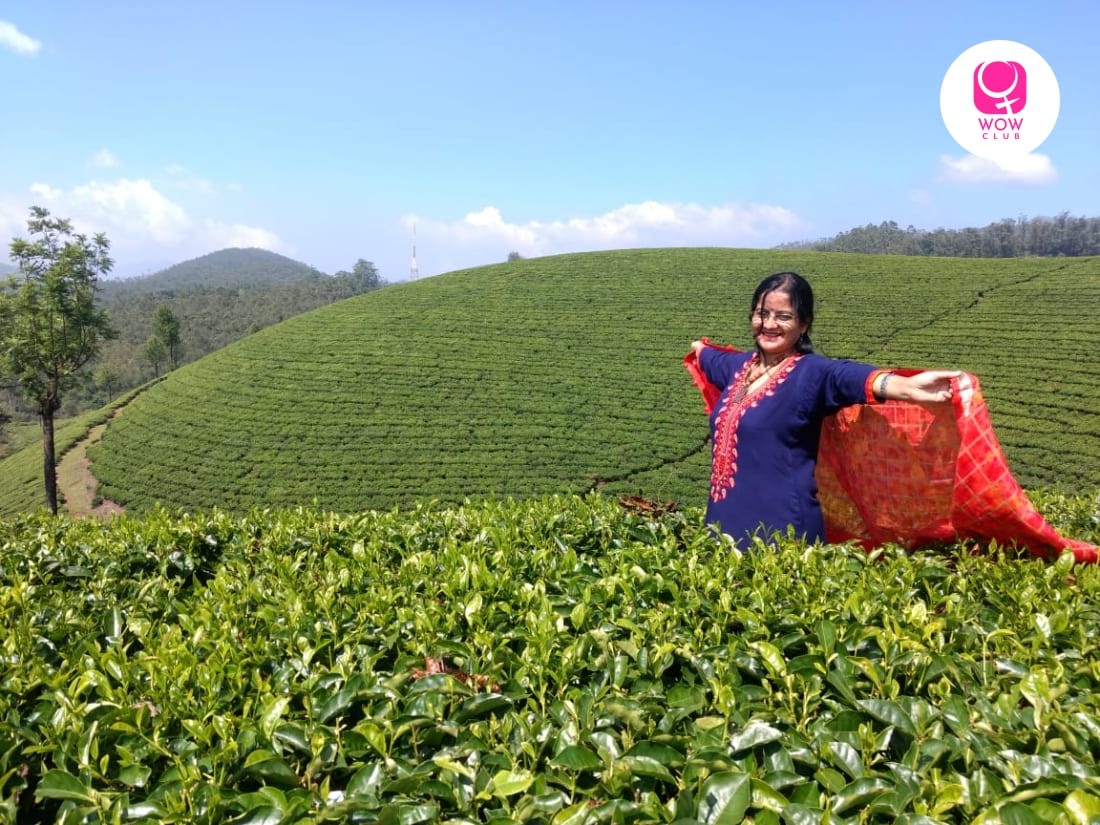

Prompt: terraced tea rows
xmin=1 ymin=248 xmax=1095 ymax=515
xmin=881 ymin=259 xmax=1099 ymax=489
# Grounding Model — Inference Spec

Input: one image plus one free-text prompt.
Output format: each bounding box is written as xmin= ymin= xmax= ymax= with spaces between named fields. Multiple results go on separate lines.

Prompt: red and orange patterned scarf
xmin=686 ymin=341 xmax=1097 ymax=563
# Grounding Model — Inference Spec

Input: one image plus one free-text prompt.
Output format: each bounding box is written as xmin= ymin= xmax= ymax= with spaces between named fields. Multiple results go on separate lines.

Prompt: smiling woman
xmin=688 ymin=271 xmax=958 ymax=547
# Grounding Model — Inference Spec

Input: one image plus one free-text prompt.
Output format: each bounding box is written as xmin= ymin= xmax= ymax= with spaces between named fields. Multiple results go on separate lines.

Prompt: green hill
xmin=1 ymin=248 xmax=1097 ymax=517
xmin=24 ymin=250 xmax=385 ymax=417
xmin=102 ymin=247 xmax=326 ymax=296
xmin=90 ymin=262 xmax=384 ymax=401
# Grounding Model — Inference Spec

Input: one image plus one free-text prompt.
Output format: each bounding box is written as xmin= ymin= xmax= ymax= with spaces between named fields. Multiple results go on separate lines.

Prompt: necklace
xmin=749 ymin=351 xmax=794 ymax=380
xmin=733 ymin=351 xmax=795 ymax=403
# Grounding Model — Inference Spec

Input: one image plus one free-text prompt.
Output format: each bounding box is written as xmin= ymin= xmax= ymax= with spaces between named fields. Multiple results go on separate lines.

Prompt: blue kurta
xmin=698 ymin=348 xmax=877 ymax=546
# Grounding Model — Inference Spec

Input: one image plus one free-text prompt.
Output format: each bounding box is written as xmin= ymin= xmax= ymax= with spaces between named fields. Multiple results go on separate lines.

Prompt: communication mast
xmin=410 ymin=223 xmax=419 ymax=280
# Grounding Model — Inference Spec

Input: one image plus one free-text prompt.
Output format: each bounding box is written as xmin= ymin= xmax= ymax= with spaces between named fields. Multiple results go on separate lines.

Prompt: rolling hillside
xmin=101 ymin=247 xmax=327 ymax=295
xmin=2 ymin=248 xmax=1097 ymax=517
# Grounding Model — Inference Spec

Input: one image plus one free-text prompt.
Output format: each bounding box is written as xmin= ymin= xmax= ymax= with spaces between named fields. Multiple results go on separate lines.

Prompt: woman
xmin=689 ymin=271 xmax=958 ymax=547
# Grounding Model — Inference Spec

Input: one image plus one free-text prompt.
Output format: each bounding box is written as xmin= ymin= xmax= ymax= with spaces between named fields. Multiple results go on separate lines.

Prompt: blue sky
xmin=2 ymin=1 xmax=1097 ymax=282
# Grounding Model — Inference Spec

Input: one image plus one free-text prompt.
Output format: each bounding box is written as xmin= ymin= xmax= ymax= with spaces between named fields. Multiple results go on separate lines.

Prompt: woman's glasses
xmin=752 ymin=309 xmax=797 ymax=325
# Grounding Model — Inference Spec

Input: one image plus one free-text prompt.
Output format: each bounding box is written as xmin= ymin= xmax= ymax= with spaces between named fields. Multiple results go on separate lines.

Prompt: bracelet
xmin=877 ymin=372 xmax=891 ymax=401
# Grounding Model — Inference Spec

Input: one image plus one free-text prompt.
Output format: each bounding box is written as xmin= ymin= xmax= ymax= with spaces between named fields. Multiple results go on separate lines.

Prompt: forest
xmin=778 ymin=212 xmax=1100 ymax=257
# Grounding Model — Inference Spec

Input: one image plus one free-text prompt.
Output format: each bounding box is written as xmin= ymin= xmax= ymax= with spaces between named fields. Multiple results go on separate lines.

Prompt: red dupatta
xmin=685 ymin=340 xmax=1098 ymax=563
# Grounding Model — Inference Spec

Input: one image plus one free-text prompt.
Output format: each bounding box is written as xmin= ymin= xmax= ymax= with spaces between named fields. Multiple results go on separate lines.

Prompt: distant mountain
xmin=101 ymin=248 xmax=327 ymax=297
xmin=0 ymin=262 xmax=16 ymax=277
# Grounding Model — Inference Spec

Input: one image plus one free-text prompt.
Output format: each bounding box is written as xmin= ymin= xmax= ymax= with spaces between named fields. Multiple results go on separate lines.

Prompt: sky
xmin=2 ymin=1 xmax=1098 ymax=282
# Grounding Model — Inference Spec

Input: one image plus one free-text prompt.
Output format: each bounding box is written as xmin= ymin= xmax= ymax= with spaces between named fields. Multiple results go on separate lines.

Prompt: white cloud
xmin=29 ymin=182 xmax=63 ymax=201
xmin=70 ymin=178 xmax=191 ymax=244
xmin=937 ymin=153 xmax=1057 ymax=185
xmin=197 ymin=220 xmax=283 ymax=251
xmin=410 ymin=200 xmax=805 ymax=270
xmin=0 ymin=20 xmax=40 ymax=55
xmin=9 ymin=177 xmax=286 ymax=275
xmin=90 ymin=149 xmax=120 ymax=169
xmin=0 ymin=200 xmax=28 ymax=262
xmin=165 ymin=164 xmax=218 ymax=195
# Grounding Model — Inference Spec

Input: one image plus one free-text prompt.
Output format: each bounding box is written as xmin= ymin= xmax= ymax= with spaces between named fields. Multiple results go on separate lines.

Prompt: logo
xmin=940 ymin=40 xmax=1059 ymax=161
xmin=973 ymin=61 xmax=1026 ymax=115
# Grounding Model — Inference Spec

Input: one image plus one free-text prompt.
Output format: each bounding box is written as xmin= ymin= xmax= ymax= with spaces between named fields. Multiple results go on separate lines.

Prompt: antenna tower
xmin=410 ymin=223 xmax=419 ymax=280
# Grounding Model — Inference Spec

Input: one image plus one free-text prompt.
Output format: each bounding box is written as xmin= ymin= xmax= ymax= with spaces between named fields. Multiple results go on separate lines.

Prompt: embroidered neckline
xmin=709 ymin=353 xmax=802 ymax=501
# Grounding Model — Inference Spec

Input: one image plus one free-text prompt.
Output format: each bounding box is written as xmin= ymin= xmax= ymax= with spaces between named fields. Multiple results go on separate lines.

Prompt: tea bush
xmin=3 ymin=493 xmax=1099 ymax=822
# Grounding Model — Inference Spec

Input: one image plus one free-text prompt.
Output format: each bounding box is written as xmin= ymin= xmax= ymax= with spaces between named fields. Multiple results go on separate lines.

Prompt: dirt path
xmin=56 ymin=416 xmax=125 ymax=518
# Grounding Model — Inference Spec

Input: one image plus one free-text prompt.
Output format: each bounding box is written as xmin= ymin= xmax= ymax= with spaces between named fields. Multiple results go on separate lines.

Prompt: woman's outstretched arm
xmin=874 ymin=370 xmax=961 ymax=404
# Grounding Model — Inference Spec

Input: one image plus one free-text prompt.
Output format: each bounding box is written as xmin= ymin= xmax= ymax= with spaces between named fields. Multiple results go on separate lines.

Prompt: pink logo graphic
xmin=973 ymin=61 xmax=1026 ymax=115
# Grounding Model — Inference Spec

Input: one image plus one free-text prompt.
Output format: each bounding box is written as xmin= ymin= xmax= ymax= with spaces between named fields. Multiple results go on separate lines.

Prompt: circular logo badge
xmin=940 ymin=40 xmax=1060 ymax=160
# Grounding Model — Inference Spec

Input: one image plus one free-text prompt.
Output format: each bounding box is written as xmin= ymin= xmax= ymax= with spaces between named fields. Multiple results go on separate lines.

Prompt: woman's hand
xmin=886 ymin=370 xmax=961 ymax=404
xmin=690 ymin=339 xmax=706 ymax=358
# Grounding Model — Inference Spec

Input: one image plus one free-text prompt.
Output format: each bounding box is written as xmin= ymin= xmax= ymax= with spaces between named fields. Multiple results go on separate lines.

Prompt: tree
xmin=334 ymin=259 xmax=382 ymax=291
xmin=150 ymin=304 xmax=181 ymax=369
xmin=352 ymin=259 xmax=381 ymax=290
xmin=142 ymin=335 xmax=168 ymax=378
xmin=0 ymin=207 xmax=114 ymax=513
xmin=93 ymin=363 xmax=122 ymax=401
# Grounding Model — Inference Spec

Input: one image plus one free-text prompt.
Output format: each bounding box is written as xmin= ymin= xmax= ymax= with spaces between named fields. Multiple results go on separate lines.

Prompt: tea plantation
xmin=3 ymin=248 xmax=1096 ymax=517
xmin=2 ymin=494 xmax=1100 ymax=822
xmin=2 ymin=249 xmax=1099 ymax=822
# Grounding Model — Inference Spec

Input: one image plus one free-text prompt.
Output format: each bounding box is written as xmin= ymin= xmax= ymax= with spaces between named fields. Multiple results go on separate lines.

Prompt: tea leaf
xmin=35 ymin=769 xmax=98 ymax=804
xmin=697 ymin=772 xmax=751 ymax=824
xmin=551 ymin=745 xmax=602 ymax=771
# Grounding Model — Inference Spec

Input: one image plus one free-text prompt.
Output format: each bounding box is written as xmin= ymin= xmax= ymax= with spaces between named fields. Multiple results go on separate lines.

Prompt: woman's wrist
xmin=875 ymin=371 xmax=892 ymax=401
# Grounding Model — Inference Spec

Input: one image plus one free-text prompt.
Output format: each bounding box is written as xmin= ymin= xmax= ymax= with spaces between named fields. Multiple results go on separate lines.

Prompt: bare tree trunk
xmin=41 ymin=404 xmax=58 ymax=515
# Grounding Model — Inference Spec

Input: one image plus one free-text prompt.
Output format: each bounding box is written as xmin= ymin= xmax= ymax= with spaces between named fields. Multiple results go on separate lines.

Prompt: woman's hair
xmin=750 ymin=271 xmax=815 ymax=353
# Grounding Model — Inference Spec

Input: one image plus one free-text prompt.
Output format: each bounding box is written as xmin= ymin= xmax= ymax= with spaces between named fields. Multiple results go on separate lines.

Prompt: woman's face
xmin=751 ymin=289 xmax=809 ymax=358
